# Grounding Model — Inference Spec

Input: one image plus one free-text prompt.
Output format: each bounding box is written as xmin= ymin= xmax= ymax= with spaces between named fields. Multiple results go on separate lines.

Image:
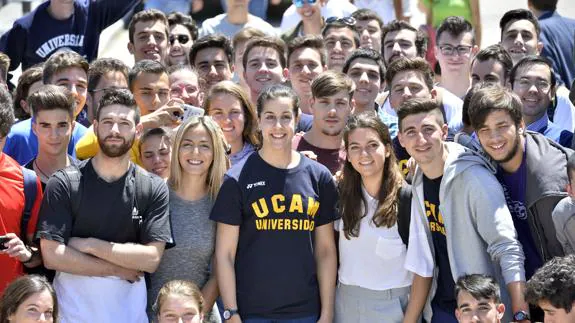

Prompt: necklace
xmin=34 ymin=159 xmax=51 ymax=181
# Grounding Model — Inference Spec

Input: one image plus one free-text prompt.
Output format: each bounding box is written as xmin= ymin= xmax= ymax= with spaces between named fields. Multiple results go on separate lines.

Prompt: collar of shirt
xmin=526 ymin=114 xmax=550 ymax=133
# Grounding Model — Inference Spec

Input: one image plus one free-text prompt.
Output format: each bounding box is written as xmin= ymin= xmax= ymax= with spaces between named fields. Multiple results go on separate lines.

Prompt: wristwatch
xmin=223 ymin=309 xmax=238 ymax=320
xmin=513 ymin=310 xmax=530 ymax=321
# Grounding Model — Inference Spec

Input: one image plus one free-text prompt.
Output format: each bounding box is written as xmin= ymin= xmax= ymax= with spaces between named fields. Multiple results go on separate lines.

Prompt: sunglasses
xmin=294 ymin=0 xmax=317 ymax=8
xmin=169 ymin=34 xmax=190 ymax=45
xmin=325 ymin=16 xmax=356 ymax=26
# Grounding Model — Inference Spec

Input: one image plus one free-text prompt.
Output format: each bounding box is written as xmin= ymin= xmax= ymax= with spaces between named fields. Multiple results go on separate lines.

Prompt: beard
xmin=487 ymin=131 xmax=521 ymax=164
xmin=97 ymin=133 xmax=135 ymax=158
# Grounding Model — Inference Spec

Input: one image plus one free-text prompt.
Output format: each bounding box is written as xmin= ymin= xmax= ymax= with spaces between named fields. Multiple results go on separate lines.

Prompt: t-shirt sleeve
xmin=209 ymin=175 xmax=243 ymax=226
xmin=404 ymin=198 xmax=434 ymax=278
xmin=25 ymin=176 xmax=43 ymax=241
xmin=92 ymin=0 xmax=141 ymax=30
xmin=316 ymin=169 xmax=339 ymax=227
xmin=35 ymin=173 xmax=74 ymax=244
xmin=140 ymin=177 xmax=173 ymax=246
xmin=0 ymin=22 xmax=27 ymax=72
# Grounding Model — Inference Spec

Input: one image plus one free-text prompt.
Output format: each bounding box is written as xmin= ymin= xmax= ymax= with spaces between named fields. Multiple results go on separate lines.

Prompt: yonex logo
xmin=246 ymin=181 xmax=266 ymax=189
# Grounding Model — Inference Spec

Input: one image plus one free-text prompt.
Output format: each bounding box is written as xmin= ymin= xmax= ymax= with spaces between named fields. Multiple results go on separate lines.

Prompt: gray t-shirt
xmin=148 ymin=189 xmax=220 ymax=322
xmin=199 ymin=13 xmax=278 ymax=39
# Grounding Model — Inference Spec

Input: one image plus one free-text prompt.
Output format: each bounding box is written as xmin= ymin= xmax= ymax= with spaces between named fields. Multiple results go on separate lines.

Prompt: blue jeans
xmin=243 ymin=315 xmax=318 ymax=323
xmin=220 ymin=0 xmax=269 ymax=19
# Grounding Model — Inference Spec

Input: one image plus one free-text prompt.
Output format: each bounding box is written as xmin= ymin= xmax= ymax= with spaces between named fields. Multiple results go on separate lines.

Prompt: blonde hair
xmin=153 ymin=280 xmax=204 ymax=314
xmin=168 ymin=116 xmax=230 ymax=200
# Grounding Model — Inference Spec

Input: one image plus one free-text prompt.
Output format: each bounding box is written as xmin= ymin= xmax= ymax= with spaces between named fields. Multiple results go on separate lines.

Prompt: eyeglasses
xmin=169 ymin=34 xmax=190 ymax=45
xmin=325 ymin=16 xmax=356 ymax=26
xmin=438 ymin=44 xmax=472 ymax=56
xmin=514 ymin=79 xmax=551 ymax=92
xmin=294 ymin=0 xmax=317 ymax=8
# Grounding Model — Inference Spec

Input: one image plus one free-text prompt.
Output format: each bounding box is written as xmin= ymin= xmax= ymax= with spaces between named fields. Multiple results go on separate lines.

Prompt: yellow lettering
xmin=256 ymin=219 xmax=263 ymax=230
xmin=252 ymin=198 xmax=269 ymax=218
xmin=304 ymin=220 xmax=310 ymax=230
xmin=399 ymin=159 xmax=409 ymax=177
xmin=289 ymin=194 xmax=304 ymax=213
xmin=271 ymin=219 xmax=278 ymax=230
xmin=438 ymin=210 xmax=444 ymax=224
xmin=278 ymin=219 xmax=284 ymax=230
xmin=271 ymin=194 xmax=285 ymax=213
xmin=285 ymin=219 xmax=291 ymax=230
xmin=310 ymin=221 xmax=315 ymax=231
xmin=307 ymin=197 xmax=320 ymax=217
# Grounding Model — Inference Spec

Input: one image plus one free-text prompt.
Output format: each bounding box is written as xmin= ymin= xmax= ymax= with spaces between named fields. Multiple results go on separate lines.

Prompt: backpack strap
xmin=21 ymin=167 xmax=38 ymax=243
xmin=133 ymin=166 xmax=153 ymax=238
xmin=62 ymin=161 xmax=87 ymax=218
xmin=397 ymin=184 xmax=412 ymax=247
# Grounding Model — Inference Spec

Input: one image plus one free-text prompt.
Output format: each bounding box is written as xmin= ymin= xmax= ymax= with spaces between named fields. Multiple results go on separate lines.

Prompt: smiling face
xmin=258 ymin=97 xmax=296 ymax=151
xmin=129 ymin=20 xmax=169 ymax=63
xmin=383 ymin=28 xmax=418 ymax=66
xmin=157 ymin=294 xmax=202 ymax=323
xmin=389 ymin=70 xmax=434 ymax=111
xmin=471 ymin=59 xmax=507 ymax=87
xmin=500 ymin=19 xmax=541 ymax=65
xmin=295 ymin=0 xmax=322 ymax=22
xmin=310 ymin=90 xmax=352 ymax=136
xmin=347 ymin=127 xmax=389 ymax=180
xmin=8 ymin=290 xmax=55 ymax=323
xmin=346 ymin=57 xmax=382 ymax=109
xmin=95 ymin=104 xmax=137 ymax=158
xmin=455 ymin=291 xmax=505 ymax=323
xmin=178 ymin=124 xmax=214 ymax=178
xmin=325 ymin=27 xmax=357 ymax=72
xmin=398 ymin=111 xmax=447 ymax=166
xmin=169 ymin=69 xmax=203 ymax=107
xmin=140 ymin=134 xmax=171 ymax=179
xmin=194 ymin=47 xmax=233 ymax=90
xmin=475 ymin=110 xmax=523 ymax=164
xmin=49 ymin=67 xmax=87 ymax=116
xmin=288 ymin=47 xmax=325 ymax=99
xmin=356 ymin=19 xmax=382 ymax=53
xmin=244 ymin=46 xmax=286 ymax=97
xmin=435 ymin=31 xmax=475 ymax=74
xmin=207 ymin=92 xmax=245 ymax=147
xmin=167 ymin=24 xmax=193 ymax=66
xmin=132 ymin=72 xmax=170 ymax=115
xmin=511 ymin=63 xmax=554 ymax=125
xmin=32 ymin=109 xmax=73 ymax=157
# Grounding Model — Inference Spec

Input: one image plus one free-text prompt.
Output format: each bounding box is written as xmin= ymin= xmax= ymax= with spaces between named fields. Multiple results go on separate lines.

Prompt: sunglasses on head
xmin=325 ymin=16 xmax=356 ymax=26
xmin=294 ymin=0 xmax=317 ymax=8
xmin=169 ymin=34 xmax=190 ymax=45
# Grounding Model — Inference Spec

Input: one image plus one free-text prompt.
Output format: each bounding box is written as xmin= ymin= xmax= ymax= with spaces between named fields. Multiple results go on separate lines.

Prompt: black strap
xmin=21 ymin=167 xmax=38 ymax=243
xmin=133 ymin=166 xmax=152 ymax=239
xmin=397 ymin=184 xmax=412 ymax=247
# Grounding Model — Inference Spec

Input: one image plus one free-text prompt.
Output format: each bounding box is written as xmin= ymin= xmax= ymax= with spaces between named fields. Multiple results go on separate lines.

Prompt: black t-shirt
xmin=423 ymin=174 xmax=456 ymax=313
xmin=24 ymin=156 xmax=79 ymax=191
xmin=35 ymin=159 xmax=172 ymax=246
xmin=210 ymin=152 xmax=339 ymax=319
xmin=393 ymin=136 xmax=411 ymax=177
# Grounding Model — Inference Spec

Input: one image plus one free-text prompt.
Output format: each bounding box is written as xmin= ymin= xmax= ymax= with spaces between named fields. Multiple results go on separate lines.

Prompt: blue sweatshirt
xmin=538 ymin=11 xmax=575 ymax=86
xmin=0 ymin=0 xmax=140 ymax=75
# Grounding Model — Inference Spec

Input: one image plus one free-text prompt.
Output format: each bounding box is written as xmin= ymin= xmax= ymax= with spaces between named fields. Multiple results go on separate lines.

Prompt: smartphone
xmin=0 ymin=235 xmax=9 ymax=251
xmin=180 ymin=104 xmax=205 ymax=121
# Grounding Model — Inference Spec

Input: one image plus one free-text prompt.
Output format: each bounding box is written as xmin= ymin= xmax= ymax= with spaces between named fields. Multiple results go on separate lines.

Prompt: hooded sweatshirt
xmin=411 ymin=142 xmax=525 ymax=320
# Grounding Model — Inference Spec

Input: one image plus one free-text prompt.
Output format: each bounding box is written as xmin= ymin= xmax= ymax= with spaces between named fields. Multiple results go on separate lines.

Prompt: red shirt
xmin=0 ymin=153 xmax=42 ymax=293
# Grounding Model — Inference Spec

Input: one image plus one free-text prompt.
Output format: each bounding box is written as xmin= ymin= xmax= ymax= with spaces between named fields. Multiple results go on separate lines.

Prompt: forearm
xmin=83 ymin=238 xmax=163 ymax=273
xmin=201 ymin=275 xmax=219 ymax=316
xmin=403 ymin=274 xmax=432 ymax=323
xmin=315 ymin=243 xmax=337 ymax=321
xmin=22 ymin=246 xmax=42 ymax=268
xmin=507 ymin=281 xmax=529 ymax=315
xmin=394 ymin=0 xmax=404 ymax=20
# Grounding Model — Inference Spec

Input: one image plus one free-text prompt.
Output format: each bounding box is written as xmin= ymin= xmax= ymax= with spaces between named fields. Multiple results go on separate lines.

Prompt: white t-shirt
xmin=54 ymin=272 xmax=148 ymax=323
xmin=335 ymin=187 xmax=433 ymax=291
xmin=200 ymin=14 xmax=278 ymax=39
xmin=279 ymin=0 xmax=358 ymax=32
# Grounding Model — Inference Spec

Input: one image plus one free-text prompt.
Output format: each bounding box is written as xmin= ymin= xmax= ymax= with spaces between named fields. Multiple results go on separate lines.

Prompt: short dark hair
xmin=139 ymin=127 xmax=172 ymax=154
xmin=43 ymin=50 xmax=89 ymax=85
xmin=189 ymin=34 xmax=233 ymax=68
xmin=311 ymin=70 xmax=355 ymax=100
xmin=455 ymin=274 xmax=502 ymax=305
xmin=526 ymin=255 xmax=575 ymax=312
xmin=28 ymin=84 xmax=76 ymax=119
xmin=436 ymin=16 xmax=476 ymax=45
xmin=397 ymin=98 xmax=444 ymax=132
xmin=528 ymin=0 xmax=558 ymax=12
xmin=13 ymin=65 xmax=43 ymax=120
xmin=510 ymin=55 xmax=556 ymax=89
xmin=499 ymin=9 xmax=541 ymax=39
xmin=468 ymin=85 xmax=523 ymax=130
xmin=382 ymin=20 xmax=428 ymax=59
xmin=342 ymin=48 xmax=386 ymax=82
xmin=0 ymin=85 xmax=14 ymax=138
xmin=351 ymin=8 xmax=384 ymax=30
xmin=97 ymin=88 xmax=140 ymax=125
xmin=567 ymin=152 xmax=575 ymax=183
xmin=256 ymin=84 xmax=300 ymax=118
xmin=88 ymin=58 xmax=129 ymax=92
xmin=287 ymin=35 xmax=327 ymax=68
xmin=472 ymin=44 xmax=514 ymax=81
xmin=385 ymin=57 xmax=434 ymax=91
xmin=128 ymin=9 xmax=169 ymax=43
xmin=243 ymin=36 xmax=287 ymax=70
xmin=128 ymin=59 xmax=168 ymax=92
xmin=321 ymin=20 xmax=361 ymax=48
xmin=167 ymin=11 xmax=198 ymax=41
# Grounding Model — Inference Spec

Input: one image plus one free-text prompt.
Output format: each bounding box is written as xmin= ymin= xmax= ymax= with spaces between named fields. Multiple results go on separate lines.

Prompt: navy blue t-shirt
xmin=393 ymin=136 xmax=411 ymax=177
xmin=210 ymin=152 xmax=339 ymax=319
xmin=423 ymin=174 xmax=456 ymax=314
xmin=497 ymin=151 xmax=543 ymax=279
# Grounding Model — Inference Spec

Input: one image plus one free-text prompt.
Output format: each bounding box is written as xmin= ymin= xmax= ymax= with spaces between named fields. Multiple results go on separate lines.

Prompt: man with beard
xmin=37 ymin=88 xmax=172 ymax=323
xmin=469 ymin=85 xmax=569 ymax=322
xmin=294 ymin=71 xmax=351 ymax=174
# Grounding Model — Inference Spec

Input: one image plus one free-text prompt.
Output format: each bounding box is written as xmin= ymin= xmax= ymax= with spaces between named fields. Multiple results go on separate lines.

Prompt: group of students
xmin=1 ymin=0 xmax=575 ymax=322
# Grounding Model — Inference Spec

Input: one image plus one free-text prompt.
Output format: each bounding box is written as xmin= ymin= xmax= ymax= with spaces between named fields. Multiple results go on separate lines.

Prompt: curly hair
xmin=526 ymin=255 xmax=575 ymax=312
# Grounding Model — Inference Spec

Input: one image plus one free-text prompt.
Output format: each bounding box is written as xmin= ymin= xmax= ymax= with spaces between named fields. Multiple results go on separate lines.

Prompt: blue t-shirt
xmin=497 ymin=151 xmax=543 ymax=279
xmin=423 ymin=174 xmax=456 ymax=315
xmin=209 ymin=152 xmax=339 ymax=319
xmin=3 ymin=118 xmax=88 ymax=165
xmin=297 ymin=113 xmax=313 ymax=133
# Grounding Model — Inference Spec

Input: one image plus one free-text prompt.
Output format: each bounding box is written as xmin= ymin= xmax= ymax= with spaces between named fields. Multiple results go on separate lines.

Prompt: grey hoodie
xmin=411 ymin=142 xmax=525 ymax=320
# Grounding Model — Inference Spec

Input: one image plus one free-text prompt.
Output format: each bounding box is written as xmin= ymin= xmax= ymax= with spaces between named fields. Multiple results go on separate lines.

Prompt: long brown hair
xmin=339 ymin=112 xmax=404 ymax=239
xmin=0 ymin=275 xmax=58 ymax=323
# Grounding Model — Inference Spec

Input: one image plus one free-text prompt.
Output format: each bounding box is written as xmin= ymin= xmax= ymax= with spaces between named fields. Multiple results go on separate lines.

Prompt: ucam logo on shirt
xmin=251 ymin=194 xmax=320 ymax=232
